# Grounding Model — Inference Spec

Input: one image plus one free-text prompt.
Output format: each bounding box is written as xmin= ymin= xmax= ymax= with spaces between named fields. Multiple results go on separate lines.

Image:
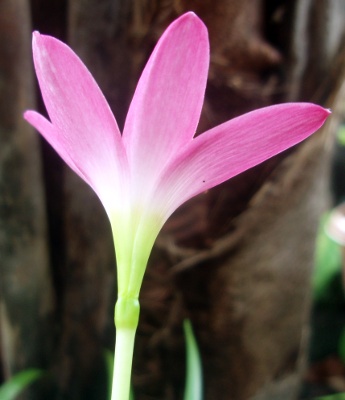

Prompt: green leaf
xmin=104 ymin=349 xmax=114 ymax=400
xmin=314 ymin=394 xmax=345 ymax=400
xmin=336 ymin=124 xmax=345 ymax=146
xmin=183 ymin=319 xmax=203 ymax=400
xmin=312 ymin=213 xmax=342 ymax=303
xmin=0 ymin=369 xmax=43 ymax=400
xmin=130 ymin=386 xmax=135 ymax=400
xmin=338 ymin=328 xmax=345 ymax=364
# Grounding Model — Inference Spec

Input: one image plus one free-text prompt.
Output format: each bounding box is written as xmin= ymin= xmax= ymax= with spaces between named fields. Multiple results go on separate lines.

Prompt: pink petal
xmin=25 ymin=32 xmax=129 ymax=211
xmin=153 ymin=103 xmax=330 ymax=222
xmin=24 ymin=110 xmax=93 ymax=185
xmin=122 ymin=12 xmax=209 ymax=198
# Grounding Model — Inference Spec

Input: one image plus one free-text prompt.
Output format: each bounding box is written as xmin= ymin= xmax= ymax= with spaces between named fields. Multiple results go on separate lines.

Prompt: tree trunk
xmin=0 ymin=0 xmax=55 ymax=397
xmin=1 ymin=1 xmax=345 ymax=399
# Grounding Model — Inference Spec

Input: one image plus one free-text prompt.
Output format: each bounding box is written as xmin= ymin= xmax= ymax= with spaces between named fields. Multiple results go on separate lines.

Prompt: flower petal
xmin=24 ymin=110 xmax=93 ymax=185
xmin=153 ymin=103 xmax=330 ymax=223
xmin=122 ymin=12 xmax=209 ymax=199
xmin=25 ymin=32 xmax=129 ymax=212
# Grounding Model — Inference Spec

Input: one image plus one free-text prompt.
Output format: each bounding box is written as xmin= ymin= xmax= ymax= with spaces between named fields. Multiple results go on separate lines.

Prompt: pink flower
xmin=24 ymin=12 xmax=330 ymax=298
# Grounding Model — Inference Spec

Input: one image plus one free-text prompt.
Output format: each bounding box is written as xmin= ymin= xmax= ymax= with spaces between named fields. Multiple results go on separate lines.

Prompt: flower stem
xmin=111 ymin=298 xmax=140 ymax=400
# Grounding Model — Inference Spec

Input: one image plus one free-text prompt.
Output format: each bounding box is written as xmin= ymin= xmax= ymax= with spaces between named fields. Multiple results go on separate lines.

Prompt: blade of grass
xmin=314 ymin=394 xmax=345 ymax=400
xmin=312 ymin=213 xmax=342 ymax=303
xmin=183 ymin=319 xmax=203 ymax=400
xmin=0 ymin=369 xmax=43 ymax=400
xmin=104 ymin=349 xmax=114 ymax=400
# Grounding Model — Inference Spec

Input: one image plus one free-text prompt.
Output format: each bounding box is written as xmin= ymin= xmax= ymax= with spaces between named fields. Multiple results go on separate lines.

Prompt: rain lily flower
xmin=24 ymin=12 xmax=329 ymax=400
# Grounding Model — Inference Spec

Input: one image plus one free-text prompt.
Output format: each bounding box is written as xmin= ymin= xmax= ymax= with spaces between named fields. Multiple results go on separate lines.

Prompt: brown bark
xmin=0 ymin=0 xmax=55 ymax=396
xmin=1 ymin=1 xmax=345 ymax=399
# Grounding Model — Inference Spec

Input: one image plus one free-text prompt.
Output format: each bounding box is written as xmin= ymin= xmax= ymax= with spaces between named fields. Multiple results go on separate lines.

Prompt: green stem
xmin=111 ymin=328 xmax=136 ymax=400
xmin=111 ymin=298 xmax=140 ymax=400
